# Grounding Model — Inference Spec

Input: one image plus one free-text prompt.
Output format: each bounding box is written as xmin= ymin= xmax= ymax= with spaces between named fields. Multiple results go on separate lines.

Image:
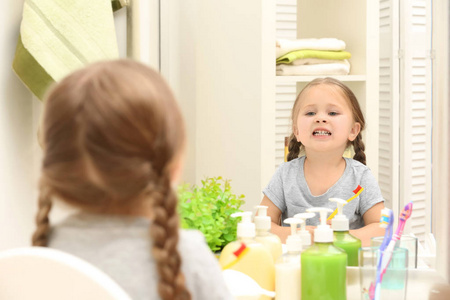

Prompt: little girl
xmin=32 ymin=59 xmax=233 ymax=300
xmin=260 ymin=77 xmax=385 ymax=246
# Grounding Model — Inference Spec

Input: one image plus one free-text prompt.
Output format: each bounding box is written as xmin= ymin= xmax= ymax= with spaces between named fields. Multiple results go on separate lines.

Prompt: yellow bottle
xmin=254 ymin=205 xmax=283 ymax=262
xmin=219 ymin=212 xmax=275 ymax=300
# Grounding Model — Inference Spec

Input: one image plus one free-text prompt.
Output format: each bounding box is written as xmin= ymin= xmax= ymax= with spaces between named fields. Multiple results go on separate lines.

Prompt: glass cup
xmin=359 ymin=246 xmax=408 ymax=300
xmin=371 ymin=234 xmax=418 ymax=268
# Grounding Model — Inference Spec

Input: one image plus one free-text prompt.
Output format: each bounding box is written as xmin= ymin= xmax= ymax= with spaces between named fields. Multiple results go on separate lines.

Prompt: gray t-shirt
xmin=263 ymin=156 xmax=384 ymax=229
xmin=49 ymin=213 xmax=233 ymax=300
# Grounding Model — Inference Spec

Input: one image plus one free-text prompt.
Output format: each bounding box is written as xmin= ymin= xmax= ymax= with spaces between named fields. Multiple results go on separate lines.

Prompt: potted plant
xmin=177 ymin=176 xmax=245 ymax=252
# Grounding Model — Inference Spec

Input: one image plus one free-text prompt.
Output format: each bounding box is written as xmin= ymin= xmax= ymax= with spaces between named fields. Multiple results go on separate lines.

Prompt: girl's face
xmin=294 ymin=84 xmax=361 ymax=155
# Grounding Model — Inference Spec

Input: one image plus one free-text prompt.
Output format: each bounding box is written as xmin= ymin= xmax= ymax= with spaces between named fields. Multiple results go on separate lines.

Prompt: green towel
xmin=13 ymin=0 xmax=124 ymax=100
xmin=276 ymin=50 xmax=352 ymax=65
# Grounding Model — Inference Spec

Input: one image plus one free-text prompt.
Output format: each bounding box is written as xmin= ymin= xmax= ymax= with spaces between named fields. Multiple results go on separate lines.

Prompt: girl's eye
xmin=329 ymin=111 xmax=338 ymax=116
xmin=305 ymin=112 xmax=315 ymax=116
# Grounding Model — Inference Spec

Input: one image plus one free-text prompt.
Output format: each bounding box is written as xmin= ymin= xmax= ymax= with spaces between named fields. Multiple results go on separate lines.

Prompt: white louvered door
xmin=378 ymin=0 xmax=400 ymax=218
xmin=379 ymin=0 xmax=433 ymax=242
xmin=275 ymin=0 xmax=297 ymax=168
xmin=399 ymin=0 xmax=433 ymax=241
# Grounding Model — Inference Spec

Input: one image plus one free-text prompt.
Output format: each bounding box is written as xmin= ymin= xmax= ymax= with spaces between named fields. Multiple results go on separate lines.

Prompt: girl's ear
xmin=293 ymin=126 xmax=301 ymax=142
xmin=348 ymin=122 xmax=361 ymax=142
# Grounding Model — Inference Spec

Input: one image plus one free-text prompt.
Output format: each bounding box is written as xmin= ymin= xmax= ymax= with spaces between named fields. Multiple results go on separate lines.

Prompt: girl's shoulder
xmin=344 ymin=157 xmax=369 ymax=170
xmin=279 ymin=156 xmax=305 ymax=170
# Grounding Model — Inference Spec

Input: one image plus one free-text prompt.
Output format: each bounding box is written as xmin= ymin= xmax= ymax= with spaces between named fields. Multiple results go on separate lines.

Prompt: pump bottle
xmin=294 ymin=212 xmax=315 ymax=251
xmin=219 ymin=212 xmax=275 ymax=300
xmin=301 ymin=207 xmax=347 ymax=300
xmin=329 ymin=198 xmax=362 ymax=266
xmin=275 ymin=218 xmax=303 ymax=300
xmin=254 ymin=205 xmax=282 ymax=262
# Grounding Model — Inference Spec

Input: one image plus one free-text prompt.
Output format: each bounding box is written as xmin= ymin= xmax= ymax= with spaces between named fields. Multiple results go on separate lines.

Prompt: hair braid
xmin=287 ymin=133 xmax=302 ymax=162
xmin=352 ymin=134 xmax=366 ymax=165
xmin=32 ymin=185 xmax=53 ymax=246
xmin=149 ymin=173 xmax=191 ymax=300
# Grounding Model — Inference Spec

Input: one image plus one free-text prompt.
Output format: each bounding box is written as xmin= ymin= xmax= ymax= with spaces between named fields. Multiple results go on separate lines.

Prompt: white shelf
xmin=275 ymin=74 xmax=367 ymax=83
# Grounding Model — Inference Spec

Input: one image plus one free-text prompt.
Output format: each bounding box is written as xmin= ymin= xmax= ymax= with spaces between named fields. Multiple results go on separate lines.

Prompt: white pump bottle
xmin=275 ymin=218 xmax=303 ymax=300
xmin=254 ymin=205 xmax=282 ymax=262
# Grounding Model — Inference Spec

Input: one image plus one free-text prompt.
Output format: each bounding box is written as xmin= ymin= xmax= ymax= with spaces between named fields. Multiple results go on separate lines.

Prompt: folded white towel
xmin=276 ymin=60 xmax=350 ymax=76
xmin=276 ymin=38 xmax=346 ymax=58
xmin=291 ymin=58 xmax=347 ymax=66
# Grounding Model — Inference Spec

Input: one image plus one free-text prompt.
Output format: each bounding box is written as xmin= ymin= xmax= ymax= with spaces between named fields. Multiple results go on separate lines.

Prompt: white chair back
xmin=0 ymin=247 xmax=131 ymax=300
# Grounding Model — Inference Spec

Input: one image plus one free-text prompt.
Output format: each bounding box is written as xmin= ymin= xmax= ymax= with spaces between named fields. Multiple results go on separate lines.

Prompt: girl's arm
xmin=260 ymin=196 xmax=315 ymax=244
xmin=349 ymin=202 xmax=386 ymax=246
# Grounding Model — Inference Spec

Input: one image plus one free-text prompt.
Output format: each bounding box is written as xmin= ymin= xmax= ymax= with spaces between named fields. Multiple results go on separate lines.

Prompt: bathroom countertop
xmin=346 ymin=268 xmax=450 ymax=300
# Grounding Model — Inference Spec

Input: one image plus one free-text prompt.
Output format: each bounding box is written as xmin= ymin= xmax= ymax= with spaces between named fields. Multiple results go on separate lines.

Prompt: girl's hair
xmin=287 ymin=77 xmax=366 ymax=165
xmin=32 ymin=59 xmax=191 ymax=300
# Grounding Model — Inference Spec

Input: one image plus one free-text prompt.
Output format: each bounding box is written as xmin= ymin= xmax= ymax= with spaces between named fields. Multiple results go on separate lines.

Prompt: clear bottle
xmin=219 ymin=211 xmax=275 ymax=300
xmin=301 ymin=207 xmax=347 ymax=300
xmin=275 ymin=218 xmax=303 ymax=300
xmin=294 ymin=212 xmax=315 ymax=251
xmin=329 ymin=198 xmax=362 ymax=266
xmin=254 ymin=205 xmax=283 ymax=262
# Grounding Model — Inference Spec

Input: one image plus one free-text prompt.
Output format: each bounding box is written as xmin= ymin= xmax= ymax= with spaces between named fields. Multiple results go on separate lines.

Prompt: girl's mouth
xmin=313 ymin=130 xmax=331 ymax=136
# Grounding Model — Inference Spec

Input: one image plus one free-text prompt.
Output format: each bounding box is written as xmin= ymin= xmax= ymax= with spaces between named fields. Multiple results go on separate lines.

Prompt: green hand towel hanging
xmin=13 ymin=0 xmax=123 ymax=100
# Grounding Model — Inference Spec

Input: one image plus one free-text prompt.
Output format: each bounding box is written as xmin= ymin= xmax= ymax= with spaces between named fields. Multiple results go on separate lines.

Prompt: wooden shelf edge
xmin=275 ymin=75 xmax=367 ymax=83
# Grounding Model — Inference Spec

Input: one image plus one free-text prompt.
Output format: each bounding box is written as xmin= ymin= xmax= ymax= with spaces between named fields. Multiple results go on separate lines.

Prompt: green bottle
xmin=330 ymin=198 xmax=362 ymax=266
xmin=301 ymin=207 xmax=347 ymax=300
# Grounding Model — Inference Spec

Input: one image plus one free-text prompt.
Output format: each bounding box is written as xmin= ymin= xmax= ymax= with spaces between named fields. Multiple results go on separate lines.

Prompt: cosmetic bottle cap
xmin=306 ymin=207 xmax=333 ymax=243
xmin=231 ymin=212 xmax=255 ymax=238
xmin=284 ymin=218 xmax=304 ymax=252
xmin=329 ymin=198 xmax=349 ymax=231
xmin=294 ymin=212 xmax=315 ymax=247
xmin=254 ymin=205 xmax=271 ymax=230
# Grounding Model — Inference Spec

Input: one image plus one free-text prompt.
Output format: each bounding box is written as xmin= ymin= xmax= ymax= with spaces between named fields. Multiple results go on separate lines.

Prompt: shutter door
xmin=400 ymin=0 xmax=432 ymax=241
xmin=378 ymin=0 xmax=400 ymax=214
xmin=275 ymin=0 xmax=297 ymax=168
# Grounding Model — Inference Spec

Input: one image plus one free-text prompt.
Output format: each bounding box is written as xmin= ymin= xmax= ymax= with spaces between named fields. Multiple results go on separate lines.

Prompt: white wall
xmin=162 ymin=0 xmax=274 ymax=210
xmin=0 ymin=0 xmax=36 ymax=249
xmin=432 ymin=0 xmax=450 ymax=283
xmin=0 ymin=3 xmax=131 ymax=250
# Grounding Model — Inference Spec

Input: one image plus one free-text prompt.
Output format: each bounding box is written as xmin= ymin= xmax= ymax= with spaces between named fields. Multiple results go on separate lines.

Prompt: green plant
xmin=177 ymin=177 xmax=245 ymax=252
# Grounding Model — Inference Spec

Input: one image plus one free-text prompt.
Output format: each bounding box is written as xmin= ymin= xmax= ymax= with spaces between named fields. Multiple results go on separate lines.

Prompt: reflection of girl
xmin=260 ymin=78 xmax=385 ymax=246
xmin=32 ymin=59 xmax=233 ymax=300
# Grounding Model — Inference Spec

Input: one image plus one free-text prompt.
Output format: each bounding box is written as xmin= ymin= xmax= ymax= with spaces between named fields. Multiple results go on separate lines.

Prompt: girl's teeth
xmin=314 ymin=131 xmax=331 ymax=135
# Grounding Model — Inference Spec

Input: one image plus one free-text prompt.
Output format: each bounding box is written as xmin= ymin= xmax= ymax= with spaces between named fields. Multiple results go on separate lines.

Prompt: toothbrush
xmin=369 ymin=208 xmax=394 ymax=300
xmin=327 ymin=185 xmax=364 ymax=221
xmin=375 ymin=202 xmax=413 ymax=299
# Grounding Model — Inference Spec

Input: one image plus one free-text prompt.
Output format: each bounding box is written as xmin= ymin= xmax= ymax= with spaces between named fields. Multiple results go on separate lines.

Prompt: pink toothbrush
xmin=374 ymin=202 xmax=413 ymax=299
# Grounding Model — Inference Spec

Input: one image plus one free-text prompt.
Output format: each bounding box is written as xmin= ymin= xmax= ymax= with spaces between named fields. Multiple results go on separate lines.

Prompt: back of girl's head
xmin=33 ymin=59 xmax=191 ymax=299
xmin=287 ymin=77 xmax=366 ymax=165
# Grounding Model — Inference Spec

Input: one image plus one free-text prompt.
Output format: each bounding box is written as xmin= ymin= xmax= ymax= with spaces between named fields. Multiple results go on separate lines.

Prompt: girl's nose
xmin=315 ymin=116 xmax=328 ymax=123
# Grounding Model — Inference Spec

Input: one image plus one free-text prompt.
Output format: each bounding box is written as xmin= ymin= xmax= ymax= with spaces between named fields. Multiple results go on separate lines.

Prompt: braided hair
xmin=33 ymin=59 xmax=191 ymax=299
xmin=287 ymin=77 xmax=366 ymax=165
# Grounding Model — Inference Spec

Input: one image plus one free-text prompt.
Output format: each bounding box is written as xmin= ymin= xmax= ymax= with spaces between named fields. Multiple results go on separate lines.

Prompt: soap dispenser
xmin=219 ymin=211 xmax=275 ymax=300
xmin=254 ymin=205 xmax=282 ymax=262
xmin=294 ymin=212 xmax=315 ymax=251
xmin=275 ymin=218 xmax=303 ymax=300
xmin=301 ymin=207 xmax=347 ymax=300
xmin=329 ymin=198 xmax=362 ymax=266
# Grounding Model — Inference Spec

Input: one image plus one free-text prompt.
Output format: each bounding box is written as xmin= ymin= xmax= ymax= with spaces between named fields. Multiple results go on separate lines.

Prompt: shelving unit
xmin=275 ymin=75 xmax=367 ymax=83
